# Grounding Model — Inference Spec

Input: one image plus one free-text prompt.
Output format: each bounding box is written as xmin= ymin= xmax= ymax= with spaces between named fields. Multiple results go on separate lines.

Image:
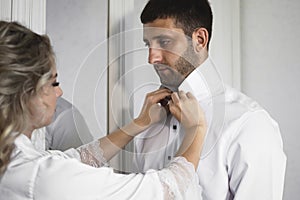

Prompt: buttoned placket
xmin=164 ymin=117 xmax=181 ymax=164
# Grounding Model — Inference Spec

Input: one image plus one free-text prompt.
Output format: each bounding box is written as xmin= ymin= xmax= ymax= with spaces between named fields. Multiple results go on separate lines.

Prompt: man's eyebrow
xmin=154 ymin=35 xmax=171 ymax=39
xmin=143 ymin=35 xmax=172 ymax=44
xmin=146 ymin=35 xmax=171 ymax=41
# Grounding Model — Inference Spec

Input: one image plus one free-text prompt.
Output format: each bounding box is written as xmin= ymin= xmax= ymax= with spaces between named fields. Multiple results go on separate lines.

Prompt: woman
xmin=0 ymin=21 xmax=206 ymax=199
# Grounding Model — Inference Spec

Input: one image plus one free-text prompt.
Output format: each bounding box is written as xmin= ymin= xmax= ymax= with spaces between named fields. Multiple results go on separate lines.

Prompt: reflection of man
xmin=32 ymin=97 xmax=93 ymax=151
xmin=132 ymin=0 xmax=286 ymax=199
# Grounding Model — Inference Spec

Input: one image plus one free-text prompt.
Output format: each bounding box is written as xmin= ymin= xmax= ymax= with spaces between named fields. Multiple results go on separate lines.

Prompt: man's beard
xmin=175 ymin=43 xmax=200 ymax=77
xmin=155 ymin=44 xmax=200 ymax=91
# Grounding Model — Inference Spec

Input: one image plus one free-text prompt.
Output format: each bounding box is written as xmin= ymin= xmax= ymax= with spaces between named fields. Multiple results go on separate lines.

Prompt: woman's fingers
xmin=171 ymin=92 xmax=180 ymax=104
xmin=169 ymin=91 xmax=205 ymax=129
xmin=147 ymin=88 xmax=172 ymax=104
xmin=186 ymin=91 xmax=196 ymax=100
xmin=172 ymin=91 xmax=195 ymax=102
xmin=178 ymin=90 xmax=188 ymax=101
xmin=136 ymin=88 xmax=172 ymax=127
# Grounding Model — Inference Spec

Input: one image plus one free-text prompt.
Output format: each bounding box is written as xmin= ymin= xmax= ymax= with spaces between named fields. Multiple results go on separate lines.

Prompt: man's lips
xmin=154 ymin=64 xmax=170 ymax=72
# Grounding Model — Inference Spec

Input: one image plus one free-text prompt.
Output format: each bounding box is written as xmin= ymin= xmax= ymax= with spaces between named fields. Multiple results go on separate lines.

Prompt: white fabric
xmin=0 ymin=134 xmax=202 ymax=200
xmin=31 ymin=127 xmax=46 ymax=151
xmin=133 ymin=57 xmax=286 ymax=200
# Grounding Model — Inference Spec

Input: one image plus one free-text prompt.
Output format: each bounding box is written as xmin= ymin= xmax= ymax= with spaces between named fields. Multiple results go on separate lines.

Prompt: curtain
xmin=0 ymin=0 xmax=46 ymax=34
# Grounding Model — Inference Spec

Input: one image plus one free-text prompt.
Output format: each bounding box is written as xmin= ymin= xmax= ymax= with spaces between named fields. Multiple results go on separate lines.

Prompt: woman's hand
xmin=135 ymin=88 xmax=172 ymax=128
xmin=169 ymin=91 xmax=206 ymax=130
xmin=170 ymin=91 xmax=206 ymax=169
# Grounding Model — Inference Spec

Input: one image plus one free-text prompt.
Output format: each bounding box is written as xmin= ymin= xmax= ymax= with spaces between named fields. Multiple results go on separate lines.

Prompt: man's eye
xmin=51 ymin=82 xmax=60 ymax=87
xmin=159 ymin=39 xmax=171 ymax=48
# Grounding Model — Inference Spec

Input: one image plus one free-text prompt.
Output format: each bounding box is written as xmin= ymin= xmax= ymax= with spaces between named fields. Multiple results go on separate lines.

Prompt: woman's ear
xmin=192 ymin=27 xmax=209 ymax=52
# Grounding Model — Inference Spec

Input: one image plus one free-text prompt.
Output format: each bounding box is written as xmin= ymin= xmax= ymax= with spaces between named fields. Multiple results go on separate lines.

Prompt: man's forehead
xmin=143 ymin=25 xmax=185 ymax=40
xmin=143 ymin=18 xmax=176 ymax=28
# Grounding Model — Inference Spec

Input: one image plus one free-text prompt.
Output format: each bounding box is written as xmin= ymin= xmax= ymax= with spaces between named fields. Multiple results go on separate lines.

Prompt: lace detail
xmin=157 ymin=156 xmax=197 ymax=199
xmin=77 ymin=140 xmax=108 ymax=168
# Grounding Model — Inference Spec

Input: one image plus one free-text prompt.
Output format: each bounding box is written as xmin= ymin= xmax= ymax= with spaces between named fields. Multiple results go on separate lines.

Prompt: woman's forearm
xmin=99 ymin=119 xmax=147 ymax=161
xmin=175 ymin=126 xmax=206 ymax=170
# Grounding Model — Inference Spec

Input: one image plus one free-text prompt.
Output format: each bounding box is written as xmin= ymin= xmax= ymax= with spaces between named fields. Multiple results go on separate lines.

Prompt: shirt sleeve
xmin=45 ymin=105 xmax=94 ymax=151
xmin=33 ymin=155 xmax=202 ymax=200
xmin=226 ymin=111 xmax=286 ymax=199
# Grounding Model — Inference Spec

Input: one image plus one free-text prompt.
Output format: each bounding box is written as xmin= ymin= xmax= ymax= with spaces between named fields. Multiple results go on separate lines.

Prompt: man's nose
xmin=148 ymin=47 xmax=163 ymax=64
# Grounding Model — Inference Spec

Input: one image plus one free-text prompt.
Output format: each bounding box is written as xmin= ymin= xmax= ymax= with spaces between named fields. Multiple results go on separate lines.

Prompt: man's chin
xmin=158 ymin=76 xmax=184 ymax=91
xmin=160 ymin=83 xmax=178 ymax=92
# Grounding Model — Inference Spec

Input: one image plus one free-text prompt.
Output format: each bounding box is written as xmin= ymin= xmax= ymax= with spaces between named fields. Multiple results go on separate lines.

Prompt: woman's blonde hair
xmin=0 ymin=21 xmax=54 ymax=174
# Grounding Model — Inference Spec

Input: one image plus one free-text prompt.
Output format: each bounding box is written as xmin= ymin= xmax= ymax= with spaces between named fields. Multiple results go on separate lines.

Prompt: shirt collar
xmin=179 ymin=57 xmax=224 ymax=101
xmin=179 ymin=57 xmax=212 ymax=102
xmin=15 ymin=133 xmax=35 ymax=148
xmin=178 ymin=57 xmax=226 ymax=158
xmin=13 ymin=133 xmax=43 ymax=158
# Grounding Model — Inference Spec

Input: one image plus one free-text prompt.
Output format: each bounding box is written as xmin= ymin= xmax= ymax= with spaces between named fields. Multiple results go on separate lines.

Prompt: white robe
xmin=0 ymin=134 xmax=202 ymax=200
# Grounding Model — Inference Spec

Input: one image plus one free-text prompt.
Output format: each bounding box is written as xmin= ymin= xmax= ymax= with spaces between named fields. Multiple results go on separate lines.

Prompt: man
xmin=32 ymin=97 xmax=93 ymax=151
xmin=132 ymin=0 xmax=286 ymax=199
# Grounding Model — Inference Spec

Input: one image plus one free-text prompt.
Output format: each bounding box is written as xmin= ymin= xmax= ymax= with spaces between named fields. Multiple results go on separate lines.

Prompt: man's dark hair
xmin=141 ymin=0 xmax=213 ymax=49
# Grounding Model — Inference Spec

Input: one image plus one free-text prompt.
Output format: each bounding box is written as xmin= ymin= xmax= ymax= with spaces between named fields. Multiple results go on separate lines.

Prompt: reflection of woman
xmin=0 ymin=21 xmax=206 ymax=199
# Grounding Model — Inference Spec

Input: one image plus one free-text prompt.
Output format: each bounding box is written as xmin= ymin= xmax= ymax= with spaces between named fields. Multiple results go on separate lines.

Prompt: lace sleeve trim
xmin=77 ymin=140 xmax=108 ymax=168
xmin=157 ymin=156 xmax=196 ymax=199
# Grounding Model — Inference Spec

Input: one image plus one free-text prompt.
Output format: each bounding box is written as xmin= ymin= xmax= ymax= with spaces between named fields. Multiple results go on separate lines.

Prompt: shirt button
xmin=172 ymin=125 xmax=177 ymax=130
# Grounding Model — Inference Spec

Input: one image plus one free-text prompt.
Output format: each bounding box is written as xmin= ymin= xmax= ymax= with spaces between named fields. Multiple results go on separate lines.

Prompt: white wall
xmin=209 ymin=0 xmax=241 ymax=89
xmin=46 ymin=0 xmax=108 ymax=138
xmin=240 ymin=0 xmax=300 ymax=199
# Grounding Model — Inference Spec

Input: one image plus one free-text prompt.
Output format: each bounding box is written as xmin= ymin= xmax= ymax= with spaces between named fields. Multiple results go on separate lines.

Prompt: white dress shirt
xmin=0 ymin=133 xmax=202 ymax=200
xmin=133 ymin=57 xmax=286 ymax=200
xmin=45 ymin=97 xmax=94 ymax=150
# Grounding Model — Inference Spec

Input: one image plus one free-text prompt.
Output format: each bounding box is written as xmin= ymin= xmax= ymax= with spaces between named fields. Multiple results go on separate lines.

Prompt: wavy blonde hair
xmin=0 ymin=21 xmax=54 ymax=175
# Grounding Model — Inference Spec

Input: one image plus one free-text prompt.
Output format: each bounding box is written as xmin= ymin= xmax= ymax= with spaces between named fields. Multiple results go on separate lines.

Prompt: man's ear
xmin=192 ymin=27 xmax=209 ymax=52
